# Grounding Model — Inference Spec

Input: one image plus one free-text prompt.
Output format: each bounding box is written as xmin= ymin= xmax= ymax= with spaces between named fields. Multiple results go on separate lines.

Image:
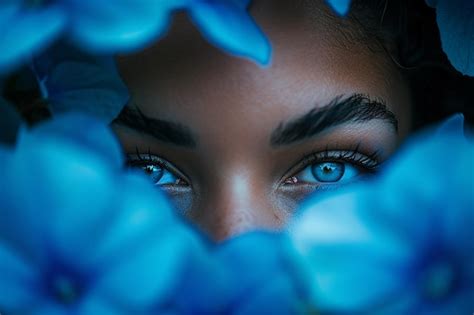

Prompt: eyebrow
xmin=270 ymin=94 xmax=398 ymax=147
xmin=113 ymin=105 xmax=197 ymax=148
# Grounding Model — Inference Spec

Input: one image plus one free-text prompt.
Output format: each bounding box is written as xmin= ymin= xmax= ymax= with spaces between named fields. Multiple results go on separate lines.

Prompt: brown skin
xmin=113 ymin=0 xmax=412 ymax=241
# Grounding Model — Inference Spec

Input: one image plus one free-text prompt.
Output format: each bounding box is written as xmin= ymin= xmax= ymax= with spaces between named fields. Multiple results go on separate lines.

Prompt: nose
xmin=191 ymin=172 xmax=283 ymax=242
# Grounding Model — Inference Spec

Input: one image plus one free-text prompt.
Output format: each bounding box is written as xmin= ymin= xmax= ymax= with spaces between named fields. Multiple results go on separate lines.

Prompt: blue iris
xmin=312 ymin=162 xmax=345 ymax=182
xmin=142 ymin=164 xmax=179 ymax=185
xmin=298 ymin=161 xmax=359 ymax=184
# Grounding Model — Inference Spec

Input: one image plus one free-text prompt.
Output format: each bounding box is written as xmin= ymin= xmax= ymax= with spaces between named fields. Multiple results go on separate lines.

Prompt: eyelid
xmin=126 ymin=151 xmax=191 ymax=185
xmin=280 ymin=148 xmax=380 ymax=185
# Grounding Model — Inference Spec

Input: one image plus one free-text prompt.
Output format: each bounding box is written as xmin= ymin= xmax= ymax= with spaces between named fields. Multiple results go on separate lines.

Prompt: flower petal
xmin=22 ymin=113 xmax=124 ymax=168
xmin=290 ymin=123 xmax=474 ymax=313
xmin=435 ymin=113 xmax=465 ymax=135
xmin=291 ymin=189 xmax=411 ymax=311
xmin=0 ymin=97 xmax=22 ymax=145
xmin=189 ymin=1 xmax=271 ymax=65
xmin=216 ymin=232 xmax=306 ymax=304
xmin=43 ymin=59 xmax=129 ymax=122
xmin=234 ymin=273 xmax=304 ymax=315
xmin=32 ymin=42 xmax=130 ymax=122
xmin=425 ymin=0 xmax=438 ymax=8
xmin=326 ymin=0 xmax=352 ymax=16
xmin=0 ymin=4 xmax=65 ymax=73
xmin=0 ymin=146 xmax=49 ymax=266
xmin=433 ymin=0 xmax=474 ymax=76
xmin=66 ymin=0 xmax=183 ymax=53
xmin=76 ymin=172 xmax=177 ymax=270
xmin=78 ymin=296 xmax=123 ymax=315
xmin=170 ymin=248 xmax=230 ymax=313
xmin=92 ymin=226 xmax=204 ymax=309
xmin=29 ymin=302 xmax=68 ymax=315
xmin=229 ymin=0 xmax=252 ymax=9
xmin=0 ymin=242 xmax=40 ymax=311
xmin=0 ymin=114 xmax=124 ymax=266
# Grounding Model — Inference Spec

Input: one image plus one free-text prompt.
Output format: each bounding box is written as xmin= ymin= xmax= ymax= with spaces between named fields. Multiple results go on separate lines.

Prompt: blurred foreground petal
xmin=290 ymin=116 xmax=474 ymax=313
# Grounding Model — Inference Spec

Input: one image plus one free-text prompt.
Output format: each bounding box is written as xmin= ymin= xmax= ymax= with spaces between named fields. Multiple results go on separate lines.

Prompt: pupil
xmin=142 ymin=165 xmax=164 ymax=184
xmin=144 ymin=165 xmax=154 ymax=174
xmin=323 ymin=165 xmax=334 ymax=173
xmin=312 ymin=162 xmax=345 ymax=182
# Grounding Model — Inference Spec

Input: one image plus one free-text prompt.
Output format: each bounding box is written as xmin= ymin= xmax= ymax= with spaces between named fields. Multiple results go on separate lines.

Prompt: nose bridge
xmin=195 ymin=168 xmax=280 ymax=241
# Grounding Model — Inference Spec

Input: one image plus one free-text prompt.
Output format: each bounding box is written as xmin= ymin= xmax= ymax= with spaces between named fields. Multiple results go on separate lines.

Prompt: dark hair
xmin=349 ymin=0 xmax=474 ymax=128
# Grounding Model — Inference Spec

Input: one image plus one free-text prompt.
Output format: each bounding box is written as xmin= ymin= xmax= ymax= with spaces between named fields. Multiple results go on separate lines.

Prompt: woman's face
xmin=113 ymin=0 xmax=412 ymax=241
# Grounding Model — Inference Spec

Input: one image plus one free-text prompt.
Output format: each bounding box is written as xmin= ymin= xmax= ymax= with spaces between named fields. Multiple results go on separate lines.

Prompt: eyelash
xmin=127 ymin=145 xmax=380 ymax=189
xmin=282 ymin=145 xmax=381 ymax=185
xmin=126 ymin=147 xmax=189 ymax=187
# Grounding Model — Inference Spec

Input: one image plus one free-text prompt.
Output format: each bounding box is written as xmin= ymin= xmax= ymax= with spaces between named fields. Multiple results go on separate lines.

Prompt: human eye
xmin=282 ymin=147 xmax=380 ymax=188
xmin=126 ymin=149 xmax=189 ymax=188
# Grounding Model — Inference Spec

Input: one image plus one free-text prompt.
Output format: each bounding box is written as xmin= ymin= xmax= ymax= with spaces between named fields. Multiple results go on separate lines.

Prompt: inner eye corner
xmin=282 ymin=175 xmax=299 ymax=186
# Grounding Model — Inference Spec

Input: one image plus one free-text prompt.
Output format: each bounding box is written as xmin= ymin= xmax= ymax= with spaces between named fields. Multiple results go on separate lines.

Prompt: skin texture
xmin=113 ymin=0 xmax=412 ymax=242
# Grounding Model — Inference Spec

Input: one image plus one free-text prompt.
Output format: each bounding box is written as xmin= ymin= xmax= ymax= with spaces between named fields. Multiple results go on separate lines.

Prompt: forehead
xmin=117 ymin=0 xmax=411 ymax=142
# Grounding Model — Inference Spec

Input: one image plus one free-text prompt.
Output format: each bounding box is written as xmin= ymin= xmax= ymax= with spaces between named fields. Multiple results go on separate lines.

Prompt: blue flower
xmin=214 ymin=232 xmax=311 ymax=314
xmin=31 ymin=43 xmax=130 ymax=122
xmin=0 ymin=1 xmax=65 ymax=73
xmin=289 ymin=115 xmax=474 ymax=314
xmin=0 ymin=113 xmax=206 ymax=314
xmin=187 ymin=0 xmax=271 ymax=66
xmin=427 ymin=0 xmax=474 ymax=76
xmin=0 ymin=0 xmax=271 ymax=74
xmin=326 ymin=0 xmax=352 ymax=16
xmin=170 ymin=232 xmax=311 ymax=314
xmin=0 ymin=95 xmax=22 ymax=146
xmin=0 ymin=0 xmax=181 ymax=73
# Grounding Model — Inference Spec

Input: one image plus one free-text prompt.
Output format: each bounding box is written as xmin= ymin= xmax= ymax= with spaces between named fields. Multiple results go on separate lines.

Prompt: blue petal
xmin=425 ymin=0 xmax=438 ymax=8
xmin=435 ymin=113 xmax=465 ymax=135
xmin=72 ymin=172 xmax=177 ymax=270
xmin=8 ymin=115 xmax=128 ymax=266
xmin=291 ymin=189 xmax=411 ymax=311
xmin=169 ymin=241 xmax=230 ymax=313
xmin=0 ymin=1 xmax=18 ymax=21
xmin=0 ymin=145 xmax=50 ymax=266
xmin=177 ymin=232 xmax=310 ymax=314
xmin=66 ymin=0 xmax=184 ymax=53
xmin=92 ymin=226 xmax=204 ymax=309
xmin=434 ymin=0 xmax=474 ymax=76
xmin=290 ymin=125 xmax=474 ymax=312
xmin=0 ymin=242 xmax=40 ymax=311
xmin=326 ymin=0 xmax=352 ymax=16
xmin=77 ymin=296 xmax=123 ymax=315
xmin=228 ymin=0 xmax=252 ymax=9
xmin=426 ymin=288 xmax=474 ymax=315
xmin=44 ymin=60 xmax=128 ymax=122
xmin=0 ymin=4 xmax=65 ymax=73
xmin=432 ymin=137 xmax=474 ymax=257
xmin=0 ymin=97 xmax=22 ymax=145
xmin=189 ymin=1 xmax=271 ymax=65
xmin=32 ymin=43 xmax=129 ymax=122
xmin=216 ymin=232 xmax=302 ymax=302
xmin=0 ymin=114 xmax=124 ymax=267
xmin=29 ymin=303 xmax=68 ymax=315
xmin=23 ymin=113 xmax=124 ymax=167
xmin=234 ymin=274 xmax=302 ymax=315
